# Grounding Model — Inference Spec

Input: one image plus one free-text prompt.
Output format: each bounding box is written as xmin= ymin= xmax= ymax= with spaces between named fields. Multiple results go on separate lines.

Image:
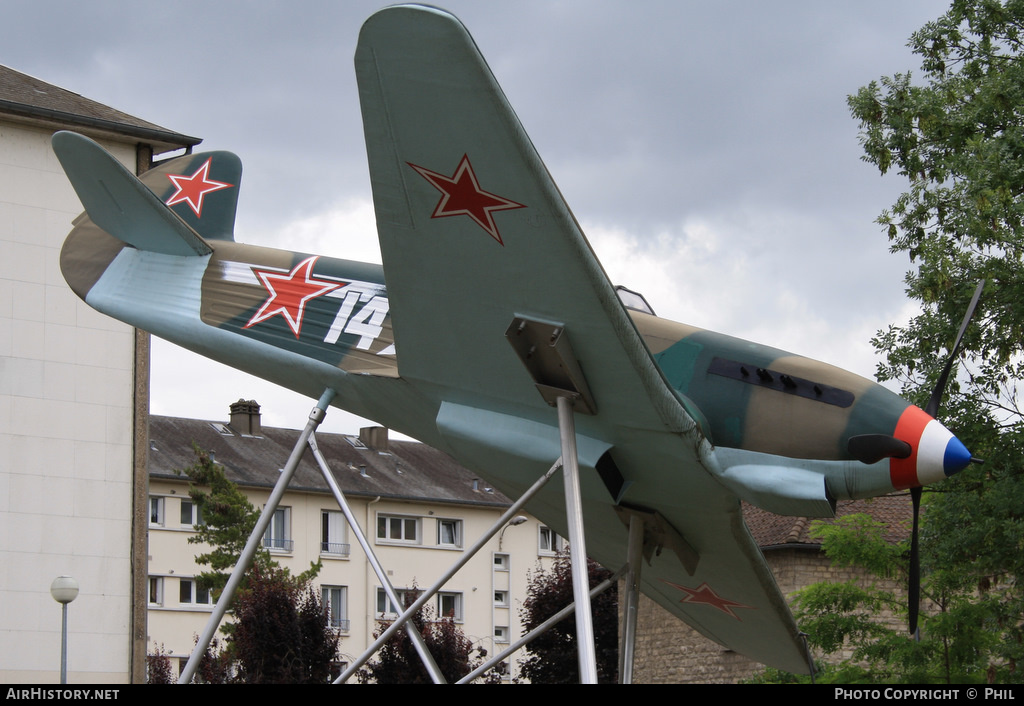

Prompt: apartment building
xmin=146 ymin=400 xmax=560 ymax=679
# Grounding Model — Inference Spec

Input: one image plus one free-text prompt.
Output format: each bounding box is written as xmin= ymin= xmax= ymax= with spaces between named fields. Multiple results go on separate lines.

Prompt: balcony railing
xmin=320 ymin=542 xmax=351 ymax=556
xmin=328 ymin=617 xmax=351 ymax=632
xmin=262 ymin=537 xmax=294 ymax=551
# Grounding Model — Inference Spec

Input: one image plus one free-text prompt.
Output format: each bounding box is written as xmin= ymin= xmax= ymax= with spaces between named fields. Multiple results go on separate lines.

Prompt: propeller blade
xmin=909 ymin=280 xmax=983 ymax=637
xmin=925 ymin=280 xmax=985 ymax=417
xmin=908 ymin=485 xmax=921 ymax=636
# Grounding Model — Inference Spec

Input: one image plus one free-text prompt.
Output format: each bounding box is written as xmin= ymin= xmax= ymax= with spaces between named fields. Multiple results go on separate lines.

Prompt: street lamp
xmin=498 ymin=515 xmax=528 ymax=550
xmin=50 ymin=576 xmax=79 ymax=684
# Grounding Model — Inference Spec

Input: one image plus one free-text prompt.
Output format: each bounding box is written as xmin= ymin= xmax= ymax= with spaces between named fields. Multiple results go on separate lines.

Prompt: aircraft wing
xmin=355 ymin=5 xmax=809 ymax=674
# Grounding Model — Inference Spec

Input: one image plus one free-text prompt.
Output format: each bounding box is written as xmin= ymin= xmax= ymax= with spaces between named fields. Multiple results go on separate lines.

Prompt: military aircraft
xmin=53 ymin=4 xmax=975 ymax=678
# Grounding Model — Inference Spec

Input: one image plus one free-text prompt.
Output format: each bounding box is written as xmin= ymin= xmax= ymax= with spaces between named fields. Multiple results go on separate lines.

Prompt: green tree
xmin=842 ymin=0 xmax=1024 ymax=683
xmin=516 ymin=554 xmax=618 ymax=684
xmin=780 ymin=513 xmax=997 ymax=683
xmin=176 ymin=444 xmax=319 ymax=597
xmin=848 ymin=0 xmax=1024 ymax=409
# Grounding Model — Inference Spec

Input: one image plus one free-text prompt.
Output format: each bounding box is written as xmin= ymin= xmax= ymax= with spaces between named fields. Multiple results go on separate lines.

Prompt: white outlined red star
xmin=244 ymin=256 xmax=343 ymax=338
xmin=662 ymin=580 xmax=754 ymax=620
xmin=165 ymin=157 xmax=234 ymax=217
xmin=407 ymin=154 xmax=525 ymax=245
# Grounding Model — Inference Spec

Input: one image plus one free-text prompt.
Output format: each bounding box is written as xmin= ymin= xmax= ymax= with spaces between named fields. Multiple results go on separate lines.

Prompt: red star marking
xmin=662 ymin=580 xmax=754 ymax=621
xmin=165 ymin=157 xmax=234 ymax=217
xmin=407 ymin=154 xmax=525 ymax=245
xmin=245 ymin=256 xmax=342 ymax=338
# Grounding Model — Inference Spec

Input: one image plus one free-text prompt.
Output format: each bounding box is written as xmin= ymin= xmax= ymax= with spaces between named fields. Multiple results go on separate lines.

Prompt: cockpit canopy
xmin=615 ymin=285 xmax=656 ymax=316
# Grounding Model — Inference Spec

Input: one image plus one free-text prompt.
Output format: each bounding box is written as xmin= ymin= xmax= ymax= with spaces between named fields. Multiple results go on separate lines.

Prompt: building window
xmin=148 ymin=577 xmax=163 ymax=606
xmin=376 ymin=587 xmax=411 ymax=617
xmin=180 ymin=499 xmax=204 ymax=527
xmin=538 ymin=526 xmax=563 ymax=555
xmin=262 ymin=507 xmax=292 ymax=551
xmin=494 ymin=626 xmax=509 ymax=644
xmin=437 ymin=592 xmax=463 ymax=621
xmin=322 ymin=585 xmax=349 ymax=631
xmin=493 ymin=553 xmax=509 ymax=571
xmin=377 ymin=514 xmax=419 ymax=544
xmin=494 ymin=590 xmax=508 ymax=607
xmin=149 ymin=497 xmax=164 ymax=526
xmin=179 ymin=579 xmax=212 ymax=606
xmin=437 ymin=518 xmax=462 ymax=548
xmin=321 ymin=510 xmax=349 ymax=556
xmin=329 ymin=661 xmax=348 ymax=682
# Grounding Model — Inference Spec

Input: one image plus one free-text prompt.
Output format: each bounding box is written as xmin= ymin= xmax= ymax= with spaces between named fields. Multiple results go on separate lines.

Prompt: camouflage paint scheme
xmin=53 ymin=5 xmax=971 ymax=675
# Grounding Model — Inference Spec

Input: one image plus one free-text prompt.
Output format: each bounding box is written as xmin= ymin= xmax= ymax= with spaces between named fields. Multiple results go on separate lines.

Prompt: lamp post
xmin=50 ymin=576 xmax=79 ymax=684
xmin=498 ymin=515 xmax=528 ymax=550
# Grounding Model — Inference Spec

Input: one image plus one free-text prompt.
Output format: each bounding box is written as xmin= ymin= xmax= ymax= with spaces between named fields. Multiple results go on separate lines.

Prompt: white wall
xmin=0 ymin=121 xmax=136 ymax=683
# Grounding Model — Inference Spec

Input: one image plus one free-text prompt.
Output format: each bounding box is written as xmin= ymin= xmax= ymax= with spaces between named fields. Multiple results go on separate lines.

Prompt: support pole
xmin=619 ymin=513 xmax=644 ymax=684
xmin=307 ymin=432 xmax=446 ymax=684
xmin=556 ymin=395 xmax=598 ymax=684
xmin=178 ymin=389 xmax=335 ymax=685
xmin=59 ymin=603 xmax=68 ymax=684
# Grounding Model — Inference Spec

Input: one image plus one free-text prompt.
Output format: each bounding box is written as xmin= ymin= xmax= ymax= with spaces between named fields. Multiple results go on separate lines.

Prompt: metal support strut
xmin=557 ymin=394 xmax=599 ymax=684
xmin=178 ymin=389 xmax=336 ymax=684
xmin=619 ymin=513 xmax=644 ymax=684
xmin=307 ymin=431 xmax=445 ymax=683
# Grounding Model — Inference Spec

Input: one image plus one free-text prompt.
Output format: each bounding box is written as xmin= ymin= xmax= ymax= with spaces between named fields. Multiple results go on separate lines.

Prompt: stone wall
xmin=630 ymin=546 xmax=905 ymax=683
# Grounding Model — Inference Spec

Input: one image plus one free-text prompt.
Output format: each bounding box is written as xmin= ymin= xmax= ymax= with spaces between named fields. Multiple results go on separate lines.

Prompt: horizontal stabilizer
xmin=52 ymin=131 xmax=212 ymax=257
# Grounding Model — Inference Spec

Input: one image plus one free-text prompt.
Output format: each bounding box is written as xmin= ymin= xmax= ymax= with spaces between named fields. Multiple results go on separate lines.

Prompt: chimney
xmin=359 ymin=426 xmax=389 ymax=452
xmin=229 ymin=399 xmax=262 ymax=436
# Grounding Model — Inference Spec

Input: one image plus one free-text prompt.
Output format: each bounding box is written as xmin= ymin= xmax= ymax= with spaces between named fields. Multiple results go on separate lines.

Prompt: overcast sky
xmin=4 ymin=0 xmax=952 ymax=435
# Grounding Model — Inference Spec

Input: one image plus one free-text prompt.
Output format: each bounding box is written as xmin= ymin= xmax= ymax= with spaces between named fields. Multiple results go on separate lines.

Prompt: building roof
xmin=744 ymin=495 xmax=913 ymax=549
xmin=148 ymin=411 xmax=512 ymax=509
xmin=0 ymin=64 xmax=200 ymax=154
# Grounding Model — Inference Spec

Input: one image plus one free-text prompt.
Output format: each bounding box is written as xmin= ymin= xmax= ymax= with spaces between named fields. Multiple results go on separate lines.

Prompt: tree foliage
xmin=358 ymin=588 xmax=489 ymax=683
xmin=848 ymin=0 xmax=1024 ymax=411
xmin=146 ymin=645 xmax=174 ymax=684
xmin=779 ymin=513 xmax=1002 ymax=684
xmin=517 ymin=554 xmax=618 ymax=684
xmin=230 ymin=565 xmax=339 ymax=684
xmin=839 ymin=0 xmax=1024 ymax=684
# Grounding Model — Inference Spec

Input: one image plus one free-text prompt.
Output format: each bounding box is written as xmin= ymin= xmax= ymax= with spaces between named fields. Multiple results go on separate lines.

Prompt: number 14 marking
xmin=323 ymin=291 xmax=390 ymax=350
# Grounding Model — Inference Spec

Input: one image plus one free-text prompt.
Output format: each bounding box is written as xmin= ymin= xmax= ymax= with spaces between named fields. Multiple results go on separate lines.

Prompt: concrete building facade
xmin=0 ymin=65 xmax=198 ymax=682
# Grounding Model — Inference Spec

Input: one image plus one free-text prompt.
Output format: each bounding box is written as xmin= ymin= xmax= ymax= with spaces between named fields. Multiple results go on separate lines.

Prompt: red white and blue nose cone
xmin=890 ymin=406 xmax=972 ymax=490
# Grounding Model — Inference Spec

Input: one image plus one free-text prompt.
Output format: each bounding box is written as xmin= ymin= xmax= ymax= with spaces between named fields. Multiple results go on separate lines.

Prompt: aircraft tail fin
xmin=52 ymin=132 xmax=240 ymax=256
xmin=139 ymin=147 xmax=242 ymax=243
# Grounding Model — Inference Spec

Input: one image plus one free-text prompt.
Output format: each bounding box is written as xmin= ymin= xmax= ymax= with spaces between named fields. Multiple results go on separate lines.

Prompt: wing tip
xmin=360 ymin=3 xmax=470 ymax=44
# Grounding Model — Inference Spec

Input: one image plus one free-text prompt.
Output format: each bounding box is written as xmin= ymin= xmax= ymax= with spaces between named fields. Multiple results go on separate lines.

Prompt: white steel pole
xmin=556 ymin=395 xmax=598 ymax=684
